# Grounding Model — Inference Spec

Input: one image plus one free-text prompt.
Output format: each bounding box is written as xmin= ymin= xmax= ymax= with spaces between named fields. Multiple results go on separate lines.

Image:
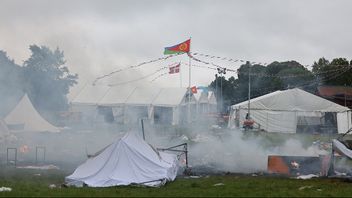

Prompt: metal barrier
xmin=6 ymin=148 xmax=17 ymax=166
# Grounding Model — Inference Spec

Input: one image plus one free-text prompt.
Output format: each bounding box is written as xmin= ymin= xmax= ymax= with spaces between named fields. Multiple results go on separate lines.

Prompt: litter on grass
xmin=0 ymin=187 xmax=12 ymax=192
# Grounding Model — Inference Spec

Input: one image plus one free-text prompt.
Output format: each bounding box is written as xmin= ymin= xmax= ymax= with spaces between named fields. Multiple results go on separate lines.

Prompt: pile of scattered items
xmin=268 ymin=128 xmax=352 ymax=179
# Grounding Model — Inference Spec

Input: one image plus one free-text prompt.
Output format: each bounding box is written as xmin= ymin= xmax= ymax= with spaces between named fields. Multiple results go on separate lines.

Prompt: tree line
xmin=209 ymin=58 xmax=352 ymax=112
xmin=0 ymin=45 xmax=78 ymax=117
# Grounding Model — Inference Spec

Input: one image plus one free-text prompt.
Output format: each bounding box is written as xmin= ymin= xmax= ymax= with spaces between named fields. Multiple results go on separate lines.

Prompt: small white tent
xmin=4 ymin=94 xmax=59 ymax=133
xmin=228 ymin=88 xmax=351 ymax=133
xmin=65 ymin=132 xmax=178 ymax=187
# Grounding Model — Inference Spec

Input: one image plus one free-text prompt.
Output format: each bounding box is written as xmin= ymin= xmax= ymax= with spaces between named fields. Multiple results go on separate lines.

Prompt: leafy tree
xmin=209 ymin=61 xmax=316 ymax=112
xmin=0 ymin=50 xmax=24 ymax=116
xmin=23 ymin=45 xmax=78 ymax=113
xmin=312 ymin=57 xmax=352 ymax=86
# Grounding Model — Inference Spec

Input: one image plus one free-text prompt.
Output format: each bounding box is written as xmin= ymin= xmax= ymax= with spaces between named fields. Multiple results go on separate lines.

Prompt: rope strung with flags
xmin=191 ymin=52 xmax=269 ymax=66
xmin=108 ymin=66 xmax=168 ymax=86
xmin=93 ymin=53 xmax=183 ymax=85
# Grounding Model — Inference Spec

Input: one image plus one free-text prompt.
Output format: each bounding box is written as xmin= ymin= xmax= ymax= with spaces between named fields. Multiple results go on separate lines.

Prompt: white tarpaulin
xmin=332 ymin=139 xmax=352 ymax=159
xmin=65 ymin=132 xmax=178 ymax=187
xmin=4 ymin=94 xmax=59 ymax=133
xmin=229 ymin=88 xmax=351 ymax=133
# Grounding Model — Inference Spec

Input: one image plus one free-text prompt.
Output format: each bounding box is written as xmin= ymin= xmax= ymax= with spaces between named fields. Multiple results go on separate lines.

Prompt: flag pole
xmin=188 ymin=37 xmax=192 ymax=123
xmin=180 ymin=62 xmax=182 ymax=88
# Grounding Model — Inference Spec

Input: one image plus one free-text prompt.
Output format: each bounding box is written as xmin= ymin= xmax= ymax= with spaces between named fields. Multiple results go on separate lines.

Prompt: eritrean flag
xmin=164 ymin=39 xmax=191 ymax=55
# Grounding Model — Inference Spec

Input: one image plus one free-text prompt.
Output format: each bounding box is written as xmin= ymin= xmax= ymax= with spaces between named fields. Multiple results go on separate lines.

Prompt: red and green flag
xmin=164 ymin=39 xmax=191 ymax=55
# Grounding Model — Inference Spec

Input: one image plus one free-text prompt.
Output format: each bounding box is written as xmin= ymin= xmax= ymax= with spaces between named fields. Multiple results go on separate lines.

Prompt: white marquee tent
xmin=228 ymin=88 xmax=351 ymax=133
xmin=70 ymin=85 xmax=199 ymax=125
xmin=65 ymin=132 xmax=178 ymax=187
xmin=4 ymin=94 xmax=59 ymax=133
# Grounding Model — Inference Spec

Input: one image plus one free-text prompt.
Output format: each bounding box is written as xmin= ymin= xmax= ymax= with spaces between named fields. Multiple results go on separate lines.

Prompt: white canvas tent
xmin=152 ymin=88 xmax=197 ymax=125
xmin=228 ymin=88 xmax=351 ymax=133
xmin=70 ymin=85 xmax=111 ymax=124
xmin=65 ymin=132 xmax=178 ymax=187
xmin=70 ymin=86 xmax=198 ymax=125
xmin=4 ymin=94 xmax=59 ymax=133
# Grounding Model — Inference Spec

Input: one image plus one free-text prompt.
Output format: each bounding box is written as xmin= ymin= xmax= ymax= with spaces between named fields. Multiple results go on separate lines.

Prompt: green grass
xmin=1 ymin=167 xmax=352 ymax=197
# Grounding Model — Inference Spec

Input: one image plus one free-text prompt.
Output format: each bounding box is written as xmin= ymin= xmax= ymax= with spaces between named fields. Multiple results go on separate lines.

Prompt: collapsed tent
xmin=65 ymin=132 xmax=178 ymax=187
xmin=228 ymin=88 xmax=351 ymax=133
xmin=4 ymin=94 xmax=59 ymax=133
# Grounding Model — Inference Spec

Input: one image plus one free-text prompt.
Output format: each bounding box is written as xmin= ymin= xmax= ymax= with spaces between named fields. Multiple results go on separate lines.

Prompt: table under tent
xmin=228 ymin=88 xmax=351 ymax=134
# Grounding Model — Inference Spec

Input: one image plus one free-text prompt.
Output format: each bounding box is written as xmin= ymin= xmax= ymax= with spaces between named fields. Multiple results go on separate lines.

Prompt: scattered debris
xmin=298 ymin=185 xmax=313 ymax=190
xmin=34 ymin=173 xmax=41 ymax=176
xmin=191 ymin=134 xmax=211 ymax=143
xmin=16 ymin=164 xmax=59 ymax=170
xmin=0 ymin=187 xmax=12 ymax=192
xmin=189 ymin=176 xmax=201 ymax=179
xmin=251 ymin=173 xmax=258 ymax=177
xmin=296 ymin=174 xmax=319 ymax=180
xmin=48 ymin=184 xmax=56 ymax=189
xmin=317 ymin=189 xmax=323 ymax=191
xmin=181 ymin=135 xmax=189 ymax=141
xmin=213 ymin=183 xmax=225 ymax=186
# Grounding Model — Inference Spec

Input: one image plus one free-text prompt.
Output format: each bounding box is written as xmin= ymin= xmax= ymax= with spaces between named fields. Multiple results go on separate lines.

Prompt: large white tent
xmin=152 ymin=88 xmax=197 ymax=124
xmin=70 ymin=85 xmax=111 ymax=124
xmin=70 ymin=85 xmax=198 ymax=125
xmin=228 ymin=88 xmax=351 ymax=133
xmin=65 ymin=132 xmax=178 ymax=187
xmin=4 ymin=94 xmax=59 ymax=133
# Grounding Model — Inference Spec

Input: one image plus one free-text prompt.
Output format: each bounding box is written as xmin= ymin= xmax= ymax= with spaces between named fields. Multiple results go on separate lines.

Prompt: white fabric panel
xmin=152 ymin=88 xmax=197 ymax=107
xmin=5 ymin=94 xmax=59 ymax=133
xmin=239 ymin=109 xmax=296 ymax=133
xmin=99 ymin=86 xmax=135 ymax=106
xmin=332 ymin=139 xmax=352 ymax=159
xmin=337 ymin=112 xmax=352 ymax=134
xmin=66 ymin=132 xmax=178 ymax=187
xmin=172 ymin=107 xmax=179 ymax=125
xmin=125 ymin=87 xmax=161 ymax=105
xmin=71 ymin=85 xmax=110 ymax=105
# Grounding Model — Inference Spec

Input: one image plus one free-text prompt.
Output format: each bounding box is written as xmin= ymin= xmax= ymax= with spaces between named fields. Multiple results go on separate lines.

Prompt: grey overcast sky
xmin=1 ymin=0 xmax=352 ymax=97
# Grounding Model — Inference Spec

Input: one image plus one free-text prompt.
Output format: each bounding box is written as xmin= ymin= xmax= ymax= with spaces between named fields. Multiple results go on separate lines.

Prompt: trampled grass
xmin=1 ymin=167 xmax=352 ymax=197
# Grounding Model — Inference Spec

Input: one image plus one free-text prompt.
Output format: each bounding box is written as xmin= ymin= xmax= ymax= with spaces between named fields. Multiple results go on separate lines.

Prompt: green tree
xmin=312 ymin=57 xmax=352 ymax=86
xmin=23 ymin=45 xmax=78 ymax=113
xmin=209 ymin=61 xmax=316 ymax=112
xmin=0 ymin=50 xmax=24 ymax=116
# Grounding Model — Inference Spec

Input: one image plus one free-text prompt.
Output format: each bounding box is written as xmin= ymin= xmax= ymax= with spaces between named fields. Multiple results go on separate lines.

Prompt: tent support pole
xmin=141 ymin=119 xmax=145 ymax=140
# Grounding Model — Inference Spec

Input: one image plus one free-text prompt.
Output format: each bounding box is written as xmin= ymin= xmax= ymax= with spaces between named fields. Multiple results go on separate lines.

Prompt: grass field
xmin=1 ymin=167 xmax=352 ymax=197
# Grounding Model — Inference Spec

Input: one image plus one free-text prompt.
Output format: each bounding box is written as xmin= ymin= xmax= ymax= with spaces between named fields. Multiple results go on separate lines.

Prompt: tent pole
xmin=141 ymin=119 xmax=145 ymax=140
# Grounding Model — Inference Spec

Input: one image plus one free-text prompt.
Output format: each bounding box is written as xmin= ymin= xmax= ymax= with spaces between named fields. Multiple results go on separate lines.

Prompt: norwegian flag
xmin=169 ymin=63 xmax=180 ymax=74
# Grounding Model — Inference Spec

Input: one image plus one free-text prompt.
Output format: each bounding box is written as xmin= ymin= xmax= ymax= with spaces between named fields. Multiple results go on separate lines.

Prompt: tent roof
xmin=99 ymin=86 xmax=135 ymax=106
xmin=65 ymin=132 xmax=178 ymax=187
xmin=231 ymin=88 xmax=349 ymax=112
xmin=71 ymin=85 xmax=110 ymax=105
xmin=125 ymin=87 xmax=161 ymax=105
xmin=4 ymin=94 xmax=59 ymax=132
xmin=208 ymin=91 xmax=217 ymax=104
xmin=152 ymin=88 xmax=195 ymax=107
xmin=198 ymin=91 xmax=209 ymax=103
